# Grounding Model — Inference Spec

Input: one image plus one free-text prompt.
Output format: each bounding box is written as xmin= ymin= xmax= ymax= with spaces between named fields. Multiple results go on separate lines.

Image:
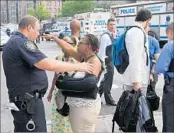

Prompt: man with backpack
xmin=122 ymin=8 xmax=152 ymax=94
xmin=112 ymin=9 xmax=158 ymax=132
xmin=98 ymin=18 xmax=116 ymax=106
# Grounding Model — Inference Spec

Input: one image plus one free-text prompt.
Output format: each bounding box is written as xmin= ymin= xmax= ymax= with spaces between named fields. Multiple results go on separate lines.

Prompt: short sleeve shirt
xmin=148 ymin=35 xmax=160 ymax=68
xmin=2 ymin=32 xmax=48 ymax=96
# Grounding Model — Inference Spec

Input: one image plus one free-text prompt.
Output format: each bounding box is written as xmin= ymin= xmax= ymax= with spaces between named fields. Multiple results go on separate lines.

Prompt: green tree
xmin=29 ymin=2 xmax=51 ymax=22
xmin=61 ymin=0 xmax=96 ymax=17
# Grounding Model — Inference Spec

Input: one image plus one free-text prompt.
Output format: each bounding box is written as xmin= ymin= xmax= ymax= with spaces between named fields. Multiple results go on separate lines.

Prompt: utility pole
xmin=33 ymin=0 xmax=36 ymax=9
xmin=16 ymin=0 xmax=19 ymax=23
xmin=6 ymin=0 xmax=9 ymax=23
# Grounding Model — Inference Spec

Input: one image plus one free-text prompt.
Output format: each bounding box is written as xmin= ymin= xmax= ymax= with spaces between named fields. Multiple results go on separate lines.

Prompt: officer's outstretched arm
xmin=34 ymin=58 xmax=94 ymax=74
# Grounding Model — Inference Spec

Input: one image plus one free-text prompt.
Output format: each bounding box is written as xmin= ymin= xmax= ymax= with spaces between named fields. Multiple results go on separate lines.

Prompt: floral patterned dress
xmin=51 ymin=56 xmax=75 ymax=133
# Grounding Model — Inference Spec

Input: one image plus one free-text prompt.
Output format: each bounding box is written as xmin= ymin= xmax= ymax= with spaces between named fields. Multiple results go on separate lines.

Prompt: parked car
xmin=0 ymin=29 xmax=10 ymax=51
xmin=44 ymin=29 xmax=64 ymax=41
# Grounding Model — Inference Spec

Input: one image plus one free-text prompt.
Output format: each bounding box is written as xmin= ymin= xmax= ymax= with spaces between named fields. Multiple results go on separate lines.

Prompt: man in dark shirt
xmin=2 ymin=15 xmax=93 ymax=132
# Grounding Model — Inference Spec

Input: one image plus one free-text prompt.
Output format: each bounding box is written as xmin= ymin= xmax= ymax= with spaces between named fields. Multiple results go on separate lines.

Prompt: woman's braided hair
xmin=85 ymin=34 xmax=105 ymax=72
xmin=85 ymin=34 xmax=99 ymax=53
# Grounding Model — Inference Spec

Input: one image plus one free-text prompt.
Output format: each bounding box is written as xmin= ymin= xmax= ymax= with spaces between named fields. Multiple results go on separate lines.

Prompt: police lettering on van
xmin=119 ymin=7 xmax=137 ymax=16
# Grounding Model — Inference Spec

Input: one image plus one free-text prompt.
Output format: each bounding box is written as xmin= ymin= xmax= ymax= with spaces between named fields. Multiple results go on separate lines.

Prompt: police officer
xmin=155 ymin=22 xmax=174 ymax=132
xmin=2 ymin=15 xmax=93 ymax=132
xmin=145 ymin=26 xmax=160 ymax=94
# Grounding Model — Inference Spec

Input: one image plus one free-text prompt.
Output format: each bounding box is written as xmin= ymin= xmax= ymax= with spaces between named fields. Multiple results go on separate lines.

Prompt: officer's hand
xmin=78 ymin=62 xmax=94 ymax=74
xmin=47 ymin=92 xmax=52 ymax=102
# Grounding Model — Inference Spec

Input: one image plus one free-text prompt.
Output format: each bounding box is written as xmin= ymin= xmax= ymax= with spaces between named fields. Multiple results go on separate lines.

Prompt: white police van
xmin=74 ymin=11 xmax=111 ymax=38
xmin=110 ymin=0 xmax=173 ymax=47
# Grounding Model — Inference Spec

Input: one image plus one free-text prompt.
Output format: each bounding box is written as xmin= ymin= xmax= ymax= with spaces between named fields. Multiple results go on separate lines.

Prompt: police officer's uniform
xmin=2 ymin=32 xmax=48 ymax=132
xmin=155 ymin=40 xmax=174 ymax=132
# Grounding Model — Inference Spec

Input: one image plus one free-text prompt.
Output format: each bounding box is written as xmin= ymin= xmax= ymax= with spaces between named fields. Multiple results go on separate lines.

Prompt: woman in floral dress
xmin=47 ymin=36 xmax=78 ymax=133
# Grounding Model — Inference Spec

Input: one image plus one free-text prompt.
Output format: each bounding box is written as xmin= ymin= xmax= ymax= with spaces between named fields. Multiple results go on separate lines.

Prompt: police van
xmin=74 ymin=11 xmax=111 ymax=38
xmin=110 ymin=0 xmax=173 ymax=47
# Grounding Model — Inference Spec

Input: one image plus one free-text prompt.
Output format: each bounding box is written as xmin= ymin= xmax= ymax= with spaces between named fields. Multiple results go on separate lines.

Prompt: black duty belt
xmin=9 ymin=91 xmax=44 ymax=103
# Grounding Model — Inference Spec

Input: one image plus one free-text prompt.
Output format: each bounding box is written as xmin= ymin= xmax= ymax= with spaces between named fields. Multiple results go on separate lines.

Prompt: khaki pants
xmin=69 ymin=101 xmax=101 ymax=133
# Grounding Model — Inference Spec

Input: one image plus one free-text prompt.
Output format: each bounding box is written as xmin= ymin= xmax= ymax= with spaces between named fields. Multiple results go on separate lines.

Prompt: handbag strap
xmin=71 ymin=71 xmax=77 ymax=77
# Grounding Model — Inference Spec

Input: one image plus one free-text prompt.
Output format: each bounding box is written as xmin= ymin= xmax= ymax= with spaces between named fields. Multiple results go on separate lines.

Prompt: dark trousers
xmin=11 ymin=98 xmax=47 ymax=132
xmin=99 ymin=58 xmax=114 ymax=103
xmin=162 ymin=78 xmax=174 ymax=132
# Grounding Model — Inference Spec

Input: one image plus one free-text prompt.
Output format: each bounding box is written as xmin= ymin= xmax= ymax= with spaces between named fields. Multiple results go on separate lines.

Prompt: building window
xmin=47 ymin=2 xmax=50 ymax=6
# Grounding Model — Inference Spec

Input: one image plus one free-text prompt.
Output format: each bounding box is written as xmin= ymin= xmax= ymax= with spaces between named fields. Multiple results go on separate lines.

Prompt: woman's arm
xmin=43 ymin=34 xmax=81 ymax=61
xmin=47 ymin=72 xmax=58 ymax=102
xmin=50 ymin=72 xmax=59 ymax=92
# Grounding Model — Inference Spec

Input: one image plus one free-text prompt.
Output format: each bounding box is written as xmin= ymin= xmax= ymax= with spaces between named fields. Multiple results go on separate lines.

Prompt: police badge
xmin=24 ymin=41 xmax=38 ymax=52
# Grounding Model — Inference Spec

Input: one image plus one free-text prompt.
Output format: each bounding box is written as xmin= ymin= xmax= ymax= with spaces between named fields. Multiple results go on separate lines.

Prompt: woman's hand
xmin=42 ymin=34 xmax=56 ymax=40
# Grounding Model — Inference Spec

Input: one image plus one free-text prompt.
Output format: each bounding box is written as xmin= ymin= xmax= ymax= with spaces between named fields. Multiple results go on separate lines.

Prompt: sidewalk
xmin=46 ymin=111 xmax=162 ymax=132
xmin=95 ymin=111 xmax=162 ymax=132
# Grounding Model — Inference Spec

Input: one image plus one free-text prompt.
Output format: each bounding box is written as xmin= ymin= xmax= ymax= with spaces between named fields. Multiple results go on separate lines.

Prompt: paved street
xmin=1 ymin=40 xmax=164 ymax=132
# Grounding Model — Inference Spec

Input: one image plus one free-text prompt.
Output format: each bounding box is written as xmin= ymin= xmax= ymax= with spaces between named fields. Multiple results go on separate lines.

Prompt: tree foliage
xmin=61 ymin=0 xmax=96 ymax=17
xmin=29 ymin=2 xmax=51 ymax=22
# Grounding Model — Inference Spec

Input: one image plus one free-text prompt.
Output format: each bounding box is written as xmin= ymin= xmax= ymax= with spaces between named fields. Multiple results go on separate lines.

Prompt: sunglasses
xmin=67 ymin=42 xmax=74 ymax=45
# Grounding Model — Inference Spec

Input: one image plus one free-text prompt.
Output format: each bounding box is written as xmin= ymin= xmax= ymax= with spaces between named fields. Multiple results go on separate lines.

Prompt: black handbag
xmin=56 ymin=102 xmax=69 ymax=117
xmin=56 ymin=73 xmax=99 ymax=99
xmin=146 ymin=81 xmax=160 ymax=111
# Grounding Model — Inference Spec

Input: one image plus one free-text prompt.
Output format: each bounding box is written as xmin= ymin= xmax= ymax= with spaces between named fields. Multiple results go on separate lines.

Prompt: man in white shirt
xmin=98 ymin=18 xmax=116 ymax=106
xmin=123 ymin=8 xmax=152 ymax=94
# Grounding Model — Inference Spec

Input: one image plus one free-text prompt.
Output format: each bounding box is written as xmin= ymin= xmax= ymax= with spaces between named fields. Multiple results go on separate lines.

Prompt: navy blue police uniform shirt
xmin=2 ymin=32 xmax=48 ymax=97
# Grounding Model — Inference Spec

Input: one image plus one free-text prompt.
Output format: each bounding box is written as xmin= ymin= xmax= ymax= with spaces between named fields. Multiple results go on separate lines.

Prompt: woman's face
xmin=77 ymin=36 xmax=90 ymax=55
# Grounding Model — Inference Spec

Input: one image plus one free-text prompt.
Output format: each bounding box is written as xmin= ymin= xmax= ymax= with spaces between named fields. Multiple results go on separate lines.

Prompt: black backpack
xmin=112 ymin=90 xmax=158 ymax=132
xmin=112 ymin=26 xmax=148 ymax=74
xmin=112 ymin=90 xmax=141 ymax=132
